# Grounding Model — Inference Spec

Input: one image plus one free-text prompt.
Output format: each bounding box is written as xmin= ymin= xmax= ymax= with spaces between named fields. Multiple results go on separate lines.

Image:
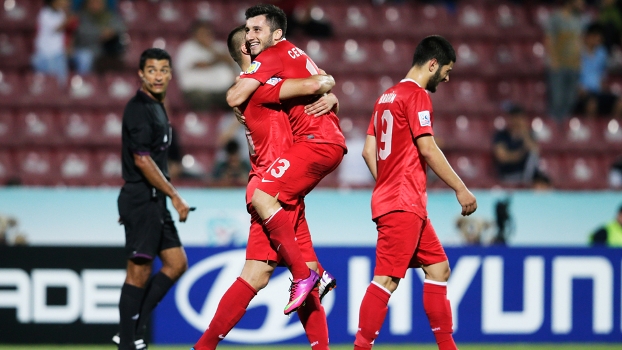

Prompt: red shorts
xmin=374 ymin=211 xmax=447 ymax=278
xmin=256 ymin=142 xmax=344 ymax=205
xmin=245 ymin=177 xmax=317 ymax=264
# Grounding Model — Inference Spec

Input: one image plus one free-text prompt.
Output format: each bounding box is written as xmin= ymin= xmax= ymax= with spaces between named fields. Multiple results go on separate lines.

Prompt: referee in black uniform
xmin=116 ymin=48 xmax=191 ymax=350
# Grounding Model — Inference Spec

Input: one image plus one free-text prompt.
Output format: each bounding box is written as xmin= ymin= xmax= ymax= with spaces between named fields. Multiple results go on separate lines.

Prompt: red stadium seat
xmin=453 ymin=41 xmax=497 ymax=78
xmin=96 ymin=111 xmax=123 ymax=147
xmin=446 ymin=152 xmax=495 ymax=188
xmin=0 ymin=33 xmax=30 ymax=70
xmin=444 ymin=115 xmax=493 ymax=151
xmin=374 ymin=5 xmax=417 ymax=38
xmin=17 ymin=110 xmax=60 ymax=146
xmin=186 ymin=1 xmax=234 ymax=37
xmin=16 ymin=149 xmax=59 ymax=186
xmin=59 ymin=110 xmax=98 ymax=146
xmin=57 ymin=150 xmax=95 ymax=186
xmin=562 ymin=117 xmax=605 ymax=153
xmin=321 ymin=4 xmax=375 ymax=38
xmin=21 ymin=72 xmax=69 ymax=108
xmin=0 ymin=111 xmax=19 ymax=147
xmin=333 ymin=76 xmax=378 ymax=115
xmin=0 ymin=0 xmax=37 ymax=31
xmin=103 ymin=72 xmax=139 ymax=108
xmin=602 ymin=118 xmax=622 ymax=150
xmin=531 ymin=116 xmax=563 ymax=152
xmin=177 ymin=148 xmax=214 ymax=186
xmin=455 ymin=3 xmax=498 ymax=40
xmin=411 ymin=4 xmax=455 ymax=38
xmin=538 ymin=153 xmax=564 ymax=188
xmin=68 ymin=74 xmax=107 ymax=108
xmin=297 ymin=38 xmax=339 ymax=73
xmin=118 ymin=0 xmax=156 ymax=35
xmin=452 ymin=80 xmax=495 ymax=114
xmin=152 ymin=1 xmax=191 ymax=35
xmin=95 ymin=150 xmax=123 ymax=187
xmin=491 ymin=3 xmax=540 ymax=40
xmin=564 ymin=156 xmax=608 ymax=190
xmin=170 ymin=111 xmax=220 ymax=149
xmin=0 ymin=151 xmax=14 ymax=184
xmin=0 ymin=70 xmax=25 ymax=108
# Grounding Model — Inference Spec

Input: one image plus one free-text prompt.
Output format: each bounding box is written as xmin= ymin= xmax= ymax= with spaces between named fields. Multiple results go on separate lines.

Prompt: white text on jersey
xmin=288 ymin=47 xmax=306 ymax=59
xmin=378 ymin=92 xmax=397 ymax=104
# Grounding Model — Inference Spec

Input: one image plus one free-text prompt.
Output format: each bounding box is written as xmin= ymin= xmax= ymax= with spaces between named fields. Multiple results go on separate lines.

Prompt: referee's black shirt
xmin=121 ymin=90 xmax=172 ymax=183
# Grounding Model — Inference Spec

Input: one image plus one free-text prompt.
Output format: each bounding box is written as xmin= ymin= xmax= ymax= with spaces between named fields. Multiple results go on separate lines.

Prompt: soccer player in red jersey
xmin=355 ymin=36 xmax=477 ymax=350
xmin=226 ymin=4 xmax=347 ymax=315
xmin=191 ymin=25 xmax=338 ymax=350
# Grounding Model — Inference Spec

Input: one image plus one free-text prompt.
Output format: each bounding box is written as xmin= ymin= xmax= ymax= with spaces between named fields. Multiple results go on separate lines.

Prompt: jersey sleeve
xmin=366 ymin=113 xmax=375 ymax=136
xmin=123 ymin=103 xmax=152 ymax=155
xmin=405 ymin=91 xmax=434 ymax=139
xmin=254 ymin=78 xmax=283 ymax=105
xmin=242 ymin=49 xmax=283 ymax=84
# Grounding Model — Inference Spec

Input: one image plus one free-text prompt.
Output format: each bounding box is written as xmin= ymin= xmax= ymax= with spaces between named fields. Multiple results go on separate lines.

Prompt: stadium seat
xmin=0 ymin=151 xmax=14 ymax=185
xmin=103 ymin=72 xmax=139 ymax=108
xmin=59 ymin=110 xmax=98 ymax=146
xmin=0 ymin=70 xmax=24 ymax=108
xmin=369 ymin=39 xmax=413 ymax=75
xmin=21 ymin=72 xmax=69 ymax=108
xmin=455 ymin=3 xmax=498 ymax=40
xmin=186 ymin=1 xmax=234 ymax=37
xmin=531 ymin=116 xmax=563 ymax=152
xmin=602 ymin=118 xmax=622 ymax=149
xmin=96 ymin=111 xmax=123 ymax=147
xmin=538 ymin=153 xmax=565 ymax=188
xmin=452 ymin=80 xmax=495 ymax=114
xmin=564 ymin=156 xmax=608 ymax=190
xmin=445 ymin=152 xmax=495 ymax=188
xmin=170 ymin=111 xmax=220 ymax=149
xmin=0 ymin=0 xmax=37 ymax=31
xmin=68 ymin=74 xmax=107 ymax=108
xmin=95 ymin=150 xmax=123 ymax=187
xmin=491 ymin=3 xmax=540 ymax=40
xmin=321 ymin=4 xmax=375 ymax=38
xmin=15 ymin=149 xmax=59 ymax=186
xmin=17 ymin=110 xmax=60 ymax=146
xmin=333 ymin=76 xmax=378 ymax=115
xmin=152 ymin=0 xmax=191 ymax=36
xmin=453 ymin=41 xmax=497 ymax=78
xmin=57 ymin=150 xmax=95 ymax=186
xmin=0 ymin=111 xmax=19 ymax=147
xmin=177 ymin=148 xmax=214 ymax=186
xmin=374 ymin=4 xmax=417 ymax=38
xmin=443 ymin=115 xmax=493 ymax=152
xmin=0 ymin=33 xmax=30 ymax=71
xmin=562 ymin=117 xmax=605 ymax=153
xmin=118 ymin=0 xmax=156 ymax=36
xmin=411 ymin=4 xmax=455 ymax=38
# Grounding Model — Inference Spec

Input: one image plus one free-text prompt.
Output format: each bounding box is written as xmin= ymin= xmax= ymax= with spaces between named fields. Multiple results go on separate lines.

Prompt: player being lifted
xmin=226 ymin=4 xmax=347 ymax=315
xmin=356 ymin=36 xmax=477 ymax=350
xmin=191 ymin=24 xmax=339 ymax=350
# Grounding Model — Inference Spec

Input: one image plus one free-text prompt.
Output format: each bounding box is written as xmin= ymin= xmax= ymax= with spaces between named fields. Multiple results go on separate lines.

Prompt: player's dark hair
xmin=227 ymin=25 xmax=246 ymax=66
xmin=245 ymin=4 xmax=287 ymax=35
xmin=585 ymin=22 xmax=603 ymax=36
xmin=139 ymin=48 xmax=172 ymax=70
xmin=412 ymin=35 xmax=456 ymax=67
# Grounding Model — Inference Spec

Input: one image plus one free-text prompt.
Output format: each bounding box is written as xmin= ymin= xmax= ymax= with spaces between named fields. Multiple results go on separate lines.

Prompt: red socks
xmin=423 ymin=280 xmax=457 ymax=350
xmin=298 ymin=289 xmax=329 ymax=350
xmin=193 ymin=277 xmax=257 ymax=350
xmin=354 ymin=282 xmax=391 ymax=350
xmin=263 ymin=208 xmax=309 ymax=280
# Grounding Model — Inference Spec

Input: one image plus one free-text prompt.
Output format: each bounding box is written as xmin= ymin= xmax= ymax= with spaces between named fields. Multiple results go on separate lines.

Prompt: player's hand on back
xmin=456 ymin=188 xmax=477 ymax=216
xmin=305 ymin=93 xmax=337 ymax=116
xmin=233 ymin=107 xmax=246 ymax=125
xmin=171 ymin=194 xmax=191 ymax=222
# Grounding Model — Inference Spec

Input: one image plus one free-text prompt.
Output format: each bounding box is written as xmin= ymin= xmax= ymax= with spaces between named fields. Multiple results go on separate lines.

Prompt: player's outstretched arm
xmin=279 ymin=74 xmax=335 ymax=100
xmin=226 ymin=77 xmax=261 ymax=107
xmin=133 ymin=154 xmax=191 ymax=222
xmin=362 ymin=135 xmax=378 ymax=180
xmin=416 ymin=135 xmax=477 ymax=216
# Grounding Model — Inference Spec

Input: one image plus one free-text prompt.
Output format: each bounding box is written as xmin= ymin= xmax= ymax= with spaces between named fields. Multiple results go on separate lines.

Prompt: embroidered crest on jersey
xmin=418 ymin=110 xmax=431 ymax=127
xmin=245 ymin=61 xmax=261 ymax=74
xmin=266 ymin=77 xmax=282 ymax=86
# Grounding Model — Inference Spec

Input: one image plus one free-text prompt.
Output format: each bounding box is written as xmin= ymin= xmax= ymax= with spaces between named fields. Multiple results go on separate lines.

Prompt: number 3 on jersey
xmin=375 ymin=110 xmax=393 ymax=160
xmin=269 ymin=158 xmax=291 ymax=178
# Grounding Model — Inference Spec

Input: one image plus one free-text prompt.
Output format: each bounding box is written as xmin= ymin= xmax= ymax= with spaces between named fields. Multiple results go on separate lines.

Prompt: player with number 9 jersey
xmin=367 ymin=79 xmax=433 ymax=221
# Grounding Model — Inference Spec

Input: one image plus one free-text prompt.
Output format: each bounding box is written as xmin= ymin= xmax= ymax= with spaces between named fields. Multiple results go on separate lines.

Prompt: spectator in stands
xmin=72 ymin=0 xmax=126 ymax=74
xmin=575 ymin=22 xmax=622 ymax=118
xmin=544 ymin=0 xmax=587 ymax=122
xmin=32 ymin=0 xmax=77 ymax=86
xmin=597 ymin=0 xmax=622 ymax=53
xmin=211 ymin=139 xmax=251 ymax=187
xmin=590 ymin=203 xmax=622 ymax=246
xmin=492 ymin=105 xmax=547 ymax=186
xmin=175 ymin=20 xmax=237 ymax=112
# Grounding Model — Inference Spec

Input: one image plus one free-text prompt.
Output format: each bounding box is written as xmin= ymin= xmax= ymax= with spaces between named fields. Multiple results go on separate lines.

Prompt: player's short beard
xmin=426 ymin=67 xmax=443 ymax=93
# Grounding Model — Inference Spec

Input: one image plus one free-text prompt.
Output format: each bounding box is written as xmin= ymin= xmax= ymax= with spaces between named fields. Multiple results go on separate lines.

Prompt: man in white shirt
xmin=175 ymin=21 xmax=238 ymax=111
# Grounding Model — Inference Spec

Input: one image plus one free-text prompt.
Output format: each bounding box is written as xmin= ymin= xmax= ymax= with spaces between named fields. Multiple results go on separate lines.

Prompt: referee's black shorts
xmin=118 ymin=182 xmax=182 ymax=260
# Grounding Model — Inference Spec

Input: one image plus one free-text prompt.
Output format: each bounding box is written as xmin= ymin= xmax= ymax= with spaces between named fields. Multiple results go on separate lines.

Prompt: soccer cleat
xmin=112 ymin=333 xmax=148 ymax=350
xmin=318 ymin=270 xmax=337 ymax=303
xmin=284 ymin=269 xmax=320 ymax=315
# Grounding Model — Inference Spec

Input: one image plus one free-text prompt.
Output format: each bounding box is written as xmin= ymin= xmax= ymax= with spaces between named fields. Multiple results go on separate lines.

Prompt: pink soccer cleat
xmin=284 ymin=269 xmax=320 ymax=315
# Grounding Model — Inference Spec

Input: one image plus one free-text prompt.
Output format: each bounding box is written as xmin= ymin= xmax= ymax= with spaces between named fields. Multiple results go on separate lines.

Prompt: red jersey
xmin=242 ymin=39 xmax=346 ymax=151
xmin=367 ymin=79 xmax=434 ymax=220
xmin=239 ymin=79 xmax=293 ymax=185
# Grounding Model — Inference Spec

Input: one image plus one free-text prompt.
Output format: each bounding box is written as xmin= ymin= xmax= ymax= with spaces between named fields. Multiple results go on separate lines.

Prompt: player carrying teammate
xmin=355 ymin=36 xmax=477 ymax=350
xmin=226 ymin=4 xmax=347 ymax=315
xmin=191 ymin=25 xmax=338 ymax=350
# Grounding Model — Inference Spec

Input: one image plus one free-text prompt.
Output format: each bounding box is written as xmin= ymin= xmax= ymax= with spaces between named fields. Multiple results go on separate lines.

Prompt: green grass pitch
xmin=1 ymin=344 xmax=621 ymax=350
